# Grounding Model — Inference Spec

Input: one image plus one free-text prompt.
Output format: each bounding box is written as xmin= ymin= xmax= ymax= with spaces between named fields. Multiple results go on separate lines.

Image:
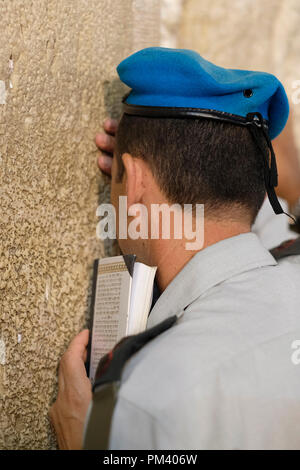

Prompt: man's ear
xmin=122 ymin=153 xmax=145 ymax=208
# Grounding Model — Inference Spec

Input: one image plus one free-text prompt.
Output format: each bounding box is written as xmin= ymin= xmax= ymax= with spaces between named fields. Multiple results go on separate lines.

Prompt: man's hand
xmin=49 ymin=329 xmax=92 ymax=450
xmin=95 ymin=118 xmax=119 ymax=176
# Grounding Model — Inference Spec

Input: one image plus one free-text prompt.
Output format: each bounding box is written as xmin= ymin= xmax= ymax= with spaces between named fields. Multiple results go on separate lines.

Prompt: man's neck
xmin=148 ymin=220 xmax=251 ymax=292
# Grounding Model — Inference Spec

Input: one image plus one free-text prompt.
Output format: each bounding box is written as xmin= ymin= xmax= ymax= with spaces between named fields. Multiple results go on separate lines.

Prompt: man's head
xmin=113 ymin=112 xmax=266 ymax=216
xmin=115 ymin=47 xmax=290 ymax=227
xmin=110 ymin=113 xmax=267 ymax=260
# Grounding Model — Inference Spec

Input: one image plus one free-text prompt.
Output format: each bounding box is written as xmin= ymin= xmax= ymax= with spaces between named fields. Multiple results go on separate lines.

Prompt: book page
xmin=89 ymin=257 xmax=132 ymax=383
xmin=128 ymin=263 xmax=157 ymax=335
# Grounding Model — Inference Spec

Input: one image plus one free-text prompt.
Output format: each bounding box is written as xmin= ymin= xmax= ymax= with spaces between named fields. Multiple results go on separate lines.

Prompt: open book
xmin=87 ymin=255 xmax=157 ymax=383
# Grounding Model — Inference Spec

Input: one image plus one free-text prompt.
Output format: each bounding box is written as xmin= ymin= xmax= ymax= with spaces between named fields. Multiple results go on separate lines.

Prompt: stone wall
xmin=0 ymin=0 xmax=161 ymax=450
xmin=179 ymin=0 xmax=300 ymax=149
xmin=1 ymin=0 xmax=300 ymax=451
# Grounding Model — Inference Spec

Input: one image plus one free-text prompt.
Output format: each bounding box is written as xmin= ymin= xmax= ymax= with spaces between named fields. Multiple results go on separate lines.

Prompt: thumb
xmin=67 ymin=329 xmax=90 ymax=361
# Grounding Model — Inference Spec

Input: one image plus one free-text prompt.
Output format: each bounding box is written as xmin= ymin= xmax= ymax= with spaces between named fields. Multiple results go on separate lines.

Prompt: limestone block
xmin=0 ymin=0 xmax=161 ymax=449
xmin=179 ymin=0 xmax=300 ymax=149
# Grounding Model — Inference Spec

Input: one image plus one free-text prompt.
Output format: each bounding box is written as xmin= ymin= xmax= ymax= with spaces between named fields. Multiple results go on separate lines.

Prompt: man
xmin=50 ymin=47 xmax=300 ymax=450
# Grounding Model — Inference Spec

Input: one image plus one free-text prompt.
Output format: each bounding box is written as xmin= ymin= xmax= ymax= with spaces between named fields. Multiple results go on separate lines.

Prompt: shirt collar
xmin=147 ymin=232 xmax=277 ymax=329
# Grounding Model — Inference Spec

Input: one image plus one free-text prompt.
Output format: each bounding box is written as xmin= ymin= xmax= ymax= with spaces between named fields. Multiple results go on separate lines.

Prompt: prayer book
xmin=87 ymin=255 xmax=157 ymax=383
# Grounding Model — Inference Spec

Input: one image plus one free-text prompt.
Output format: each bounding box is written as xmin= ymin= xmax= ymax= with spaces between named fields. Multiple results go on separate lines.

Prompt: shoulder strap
xmin=83 ymin=314 xmax=180 ymax=450
xmin=270 ymin=237 xmax=300 ymax=260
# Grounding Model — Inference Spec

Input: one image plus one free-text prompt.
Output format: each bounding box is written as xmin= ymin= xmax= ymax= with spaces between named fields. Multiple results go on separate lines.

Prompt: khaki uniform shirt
xmin=108 ymin=233 xmax=300 ymax=450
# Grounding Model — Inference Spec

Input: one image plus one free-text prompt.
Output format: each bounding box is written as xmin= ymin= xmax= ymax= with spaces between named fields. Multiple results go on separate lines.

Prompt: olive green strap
xmin=83 ymin=382 xmax=119 ymax=450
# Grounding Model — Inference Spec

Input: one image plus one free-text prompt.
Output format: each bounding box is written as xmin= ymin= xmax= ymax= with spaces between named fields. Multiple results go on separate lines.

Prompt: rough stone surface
xmin=160 ymin=0 xmax=183 ymax=48
xmin=179 ymin=0 xmax=300 ymax=149
xmin=0 ymin=0 xmax=161 ymax=449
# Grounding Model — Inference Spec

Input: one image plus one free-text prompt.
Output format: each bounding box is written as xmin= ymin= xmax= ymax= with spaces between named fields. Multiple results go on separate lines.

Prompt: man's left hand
xmin=49 ymin=329 xmax=92 ymax=450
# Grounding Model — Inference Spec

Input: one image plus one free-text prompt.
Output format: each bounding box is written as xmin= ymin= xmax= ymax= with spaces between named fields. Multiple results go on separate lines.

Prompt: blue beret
xmin=117 ymin=47 xmax=289 ymax=140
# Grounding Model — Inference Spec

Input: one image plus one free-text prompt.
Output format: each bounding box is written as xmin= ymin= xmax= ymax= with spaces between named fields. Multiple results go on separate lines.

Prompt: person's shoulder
xmin=117 ymin=317 xmax=214 ymax=411
xmin=117 ymin=253 xmax=300 ymax=414
xmin=220 ymin=247 xmax=300 ymax=302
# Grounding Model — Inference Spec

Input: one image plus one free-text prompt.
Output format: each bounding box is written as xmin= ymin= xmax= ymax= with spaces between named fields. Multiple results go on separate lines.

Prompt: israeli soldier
xmin=50 ymin=47 xmax=300 ymax=450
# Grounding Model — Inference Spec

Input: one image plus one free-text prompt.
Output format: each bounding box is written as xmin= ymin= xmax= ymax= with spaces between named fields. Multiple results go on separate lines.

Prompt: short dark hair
xmin=115 ymin=114 xmax=266 ymax=223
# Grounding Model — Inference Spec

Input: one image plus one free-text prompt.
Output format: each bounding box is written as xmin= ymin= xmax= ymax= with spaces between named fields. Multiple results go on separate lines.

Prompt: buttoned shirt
xmin=108 ymin=233 xmax=300 ymax=450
